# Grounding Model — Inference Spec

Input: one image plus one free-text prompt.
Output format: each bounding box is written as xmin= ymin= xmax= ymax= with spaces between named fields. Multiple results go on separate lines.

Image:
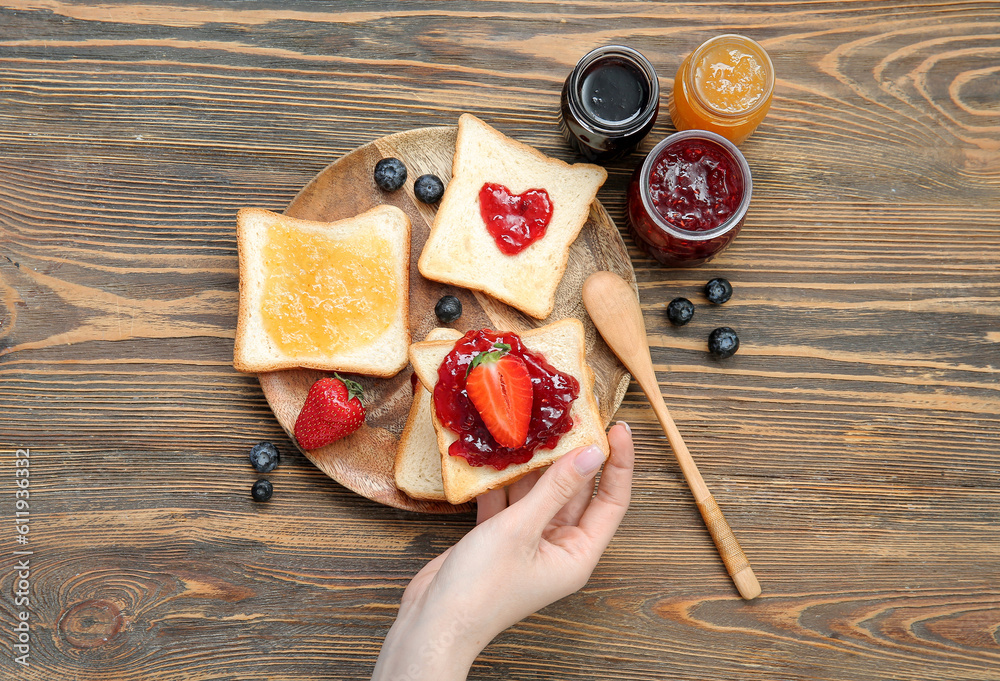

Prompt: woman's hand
xmin=372 ymin=422 xmax=634 ymax=681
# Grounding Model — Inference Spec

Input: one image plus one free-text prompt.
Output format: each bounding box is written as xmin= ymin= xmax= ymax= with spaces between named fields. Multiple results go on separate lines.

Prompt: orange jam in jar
xmin=669 ymin=35 xmax=774 ymax=145
xmin=260 ymin=220 xmax=398 ymax=356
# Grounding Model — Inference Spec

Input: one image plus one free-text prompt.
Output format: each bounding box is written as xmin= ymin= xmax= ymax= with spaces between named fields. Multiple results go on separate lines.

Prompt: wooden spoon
xmin=583 ymin=271 xmax=761 ymax=600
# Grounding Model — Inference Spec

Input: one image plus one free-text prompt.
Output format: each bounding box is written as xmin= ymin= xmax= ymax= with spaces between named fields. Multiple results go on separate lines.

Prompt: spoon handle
xmin=644 ymin=391 xmax=761 ymax=600
xmin=696 ymin=495 xmax=760 ymax=600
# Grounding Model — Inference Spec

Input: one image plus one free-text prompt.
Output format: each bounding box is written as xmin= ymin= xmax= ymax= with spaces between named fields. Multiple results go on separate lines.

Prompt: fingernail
xmin=616 ymin=420 xmax=632 ymax=435
xmin=573 ymin=445 xmax=604 ymax=475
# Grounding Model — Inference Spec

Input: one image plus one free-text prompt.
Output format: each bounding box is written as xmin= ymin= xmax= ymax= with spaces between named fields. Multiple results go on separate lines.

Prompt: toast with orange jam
xmin=233 ymin=206 xmax=410 ymax=376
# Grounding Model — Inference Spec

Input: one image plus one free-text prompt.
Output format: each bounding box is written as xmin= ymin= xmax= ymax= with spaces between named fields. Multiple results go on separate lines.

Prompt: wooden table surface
xmin=1 ymin=2 xmax=998 ymax=679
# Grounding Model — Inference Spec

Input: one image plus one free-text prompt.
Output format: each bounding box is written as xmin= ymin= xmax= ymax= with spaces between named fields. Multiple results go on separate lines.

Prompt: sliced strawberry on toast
xmin=465 ymin=342 xmax=533 ymax=448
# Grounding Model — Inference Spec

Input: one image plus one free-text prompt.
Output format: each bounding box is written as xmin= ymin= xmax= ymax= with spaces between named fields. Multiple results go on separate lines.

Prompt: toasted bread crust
xmin=394 ymin=388 xmax=446 ymax=501
xmin=394 ymin=328 xmax=462 ymax=502
xmin=455 ymin=112 xmax=603 ymax=176
xmin=233 ymin=206 xmax=410 ymax=376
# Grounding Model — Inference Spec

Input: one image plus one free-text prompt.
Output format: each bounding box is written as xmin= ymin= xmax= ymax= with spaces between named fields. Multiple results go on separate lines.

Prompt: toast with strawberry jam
xmin=408 ymin=318 xmax=608 ymax=505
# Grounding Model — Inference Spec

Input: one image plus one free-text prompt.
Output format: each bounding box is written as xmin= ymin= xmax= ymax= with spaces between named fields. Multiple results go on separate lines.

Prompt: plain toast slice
xmin=394 ymin=327 xmax=463 ymax=502
xmin=234 ymin=206 xmax=410 ymax=376
xmin=409 ymin=318 xmax=608 ymax=505
xmin=418 ymin=114 xmax=607 ymax=320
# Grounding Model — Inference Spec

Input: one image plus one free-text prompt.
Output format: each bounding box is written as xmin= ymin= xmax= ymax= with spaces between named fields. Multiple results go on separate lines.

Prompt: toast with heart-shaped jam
xmin=418 ymin=114 xmax=607 ymax=320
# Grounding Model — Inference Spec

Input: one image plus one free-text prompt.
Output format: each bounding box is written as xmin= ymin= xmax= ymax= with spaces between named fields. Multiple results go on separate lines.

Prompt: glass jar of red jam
xmin=560 ymin=45 xmax=659 ymax=162
xmin=627 ymin=130 xmax=752 ymax=267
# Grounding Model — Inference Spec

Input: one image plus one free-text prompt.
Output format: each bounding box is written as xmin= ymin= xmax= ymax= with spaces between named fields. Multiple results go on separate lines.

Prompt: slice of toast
xmin=233 ymin=206 xmax=410 ymax=376
xmin=409 ymin=318 xmax=608 ymax=505
xmin=418 ymin=114 xmax=607 ymax=320
xmin=394 ymin=327 xmax=463 ymax=502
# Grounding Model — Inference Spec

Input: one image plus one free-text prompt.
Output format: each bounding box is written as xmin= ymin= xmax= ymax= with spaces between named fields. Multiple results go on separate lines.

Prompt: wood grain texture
xmin=259 ymin=125 xmax=633 ymax=513
xmin=0 ymin=1 xmax=998 ymax=679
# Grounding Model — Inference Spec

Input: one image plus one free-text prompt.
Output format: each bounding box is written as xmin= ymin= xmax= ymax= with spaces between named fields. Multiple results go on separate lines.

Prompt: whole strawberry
xmin=294 ymin=374 xmax=365 ymax=450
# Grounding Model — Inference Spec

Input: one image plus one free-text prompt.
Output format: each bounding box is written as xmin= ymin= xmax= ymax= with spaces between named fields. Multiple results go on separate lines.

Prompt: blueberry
xmin=705 ymin=278 xmax=733 ymax=304
xmin=414 ymin=174 xmax=445 ymax=203
xmin=251 ymin=479 xmax=273 ymax=502
xmin=666 ymin=297 xmax=695 ymax=326
xmin=434 ymin=295 xmax=462 ymax=323
xmin=708 ymin=327 xmax=740 ymax=359
xmin=249 ymin=442 xmax=280 ymax=473
xmin=374 ymin=157 xmax=407 ymax=191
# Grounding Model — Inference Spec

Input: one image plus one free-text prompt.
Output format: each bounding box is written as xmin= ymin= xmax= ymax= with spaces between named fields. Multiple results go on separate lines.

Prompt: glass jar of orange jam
xmin=669 ymin=35 xmax=774 ymax=145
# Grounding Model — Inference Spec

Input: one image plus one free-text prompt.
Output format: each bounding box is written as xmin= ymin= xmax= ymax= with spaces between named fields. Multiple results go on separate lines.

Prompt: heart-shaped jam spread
xmin=478 ymin=182 xmax=553 ymax=255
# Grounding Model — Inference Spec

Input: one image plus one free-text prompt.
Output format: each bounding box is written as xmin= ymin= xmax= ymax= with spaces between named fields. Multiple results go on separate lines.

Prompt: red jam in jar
xmin=627 ymin=130 xmax=752 ymax=267
xmin=479 ymin=183 xmax=553 ymax=255
xmin=433 ymin=329 xmax=579 ymax=470
xmin=649 ymin=139 xmax=743 ymax=231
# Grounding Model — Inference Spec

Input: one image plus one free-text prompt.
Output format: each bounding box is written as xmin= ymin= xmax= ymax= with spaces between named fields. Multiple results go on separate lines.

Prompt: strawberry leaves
xmin=335 ymin=373 xmax=364 ymax=401
xmin=467 ymin=342 xmax=512 ymax=376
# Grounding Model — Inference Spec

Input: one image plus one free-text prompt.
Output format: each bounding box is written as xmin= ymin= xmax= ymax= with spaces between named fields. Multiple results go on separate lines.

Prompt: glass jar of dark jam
xmin=627 ymin=130 xmax=752 ymax=267
xmin=560 ymin=45 xmax=660 ymax=162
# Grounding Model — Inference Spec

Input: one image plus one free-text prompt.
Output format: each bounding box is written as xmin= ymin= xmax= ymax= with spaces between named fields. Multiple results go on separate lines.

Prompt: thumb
xmin=513 ymin=444 xmax=606 ymax=526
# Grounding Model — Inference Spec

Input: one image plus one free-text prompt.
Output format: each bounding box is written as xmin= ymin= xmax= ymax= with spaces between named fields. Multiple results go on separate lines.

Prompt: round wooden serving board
xmin=259 ymin=125 xmax=636 ymax=513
